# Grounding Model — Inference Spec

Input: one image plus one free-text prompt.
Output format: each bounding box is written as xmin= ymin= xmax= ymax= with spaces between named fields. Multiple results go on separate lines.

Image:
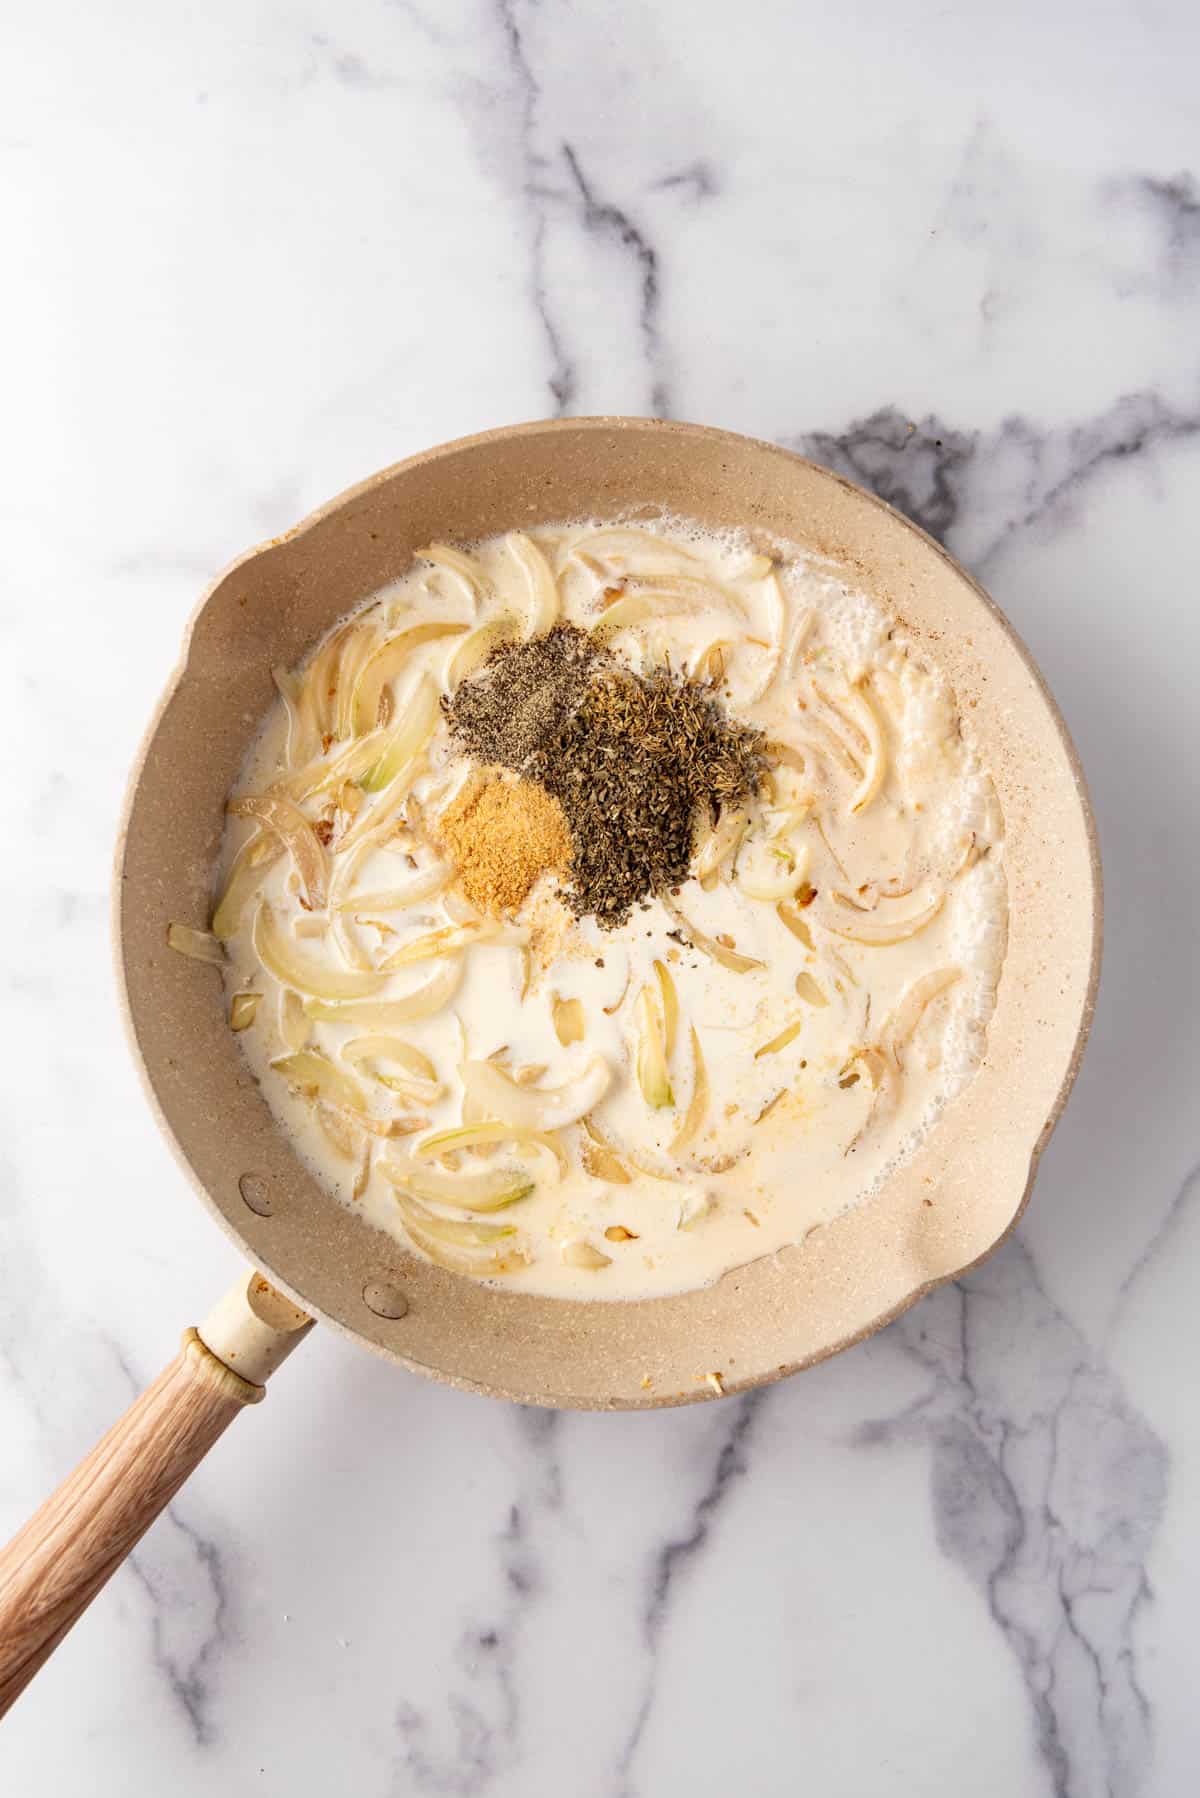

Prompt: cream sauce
xmin=215 ymin=518 xmax=1007 ymax=1300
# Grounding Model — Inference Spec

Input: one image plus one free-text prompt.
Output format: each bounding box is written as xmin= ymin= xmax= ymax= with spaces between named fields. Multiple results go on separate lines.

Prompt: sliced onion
xmin=273 ymin=727 xmax=391 ymax=805
xmin=413 ymin=1121 xmax=567 ymax=1177
xmin=380 ymin=919 xmax=526 ymax=970
xmin=230 ymin=992 xmax=260 ymax=1031
xmin=580 ymin=1116 xmax=634 ymax=1184
xmin=382 ymin=1160 xmax=534 ymax=1213
xmin=795 ymin=712 xmax=863 ymax=781
xmin=397 ymin=1201 xmax=529 ymax=1275
xmin=334 ymin=615 xmax=384 ymax=740
xmin=304 ymin=617 xmax=359 ymax=739
xmin=314 ymin=1093 xmax=367 ymax=1165
xmin=212 ymin=831 xmax=283 ymax=940
xmin=564 ymin=526 xmax=704 ymax=572
xmin=279 ymin=987 xmax=311 ymax=1051
xmin=661 ymin=896 xmax=765 ymax=975
xmin=446 ymin=613 xmax=523 ymax=690
xmin=694 ymin=807 xmax=748 ymax=890
xmin=794 ymin=971 xmax=828 ymax=1007
xmin=624 ymin=574 xmax=748 ymax=617
xmin=416 ymin=542 xmax=491 ymax=595
xmin=754 ymin=1017 xmax=804 ymax=1058
xmin=635 ymin=985 xmax=674 ymax=1110
xmin=344 ymin=1036 xmax=437 ymax=1082
xmin=343 ymin=1036 xmax=443 ymax=1103
xmin=691 ymin=639 xmax=730 ymax=687
xmin=461 ymin=1057 xmax=611 ymax=1132
xmin=814 ymin=889 xmax=944 ymax=946
xmin=764 ymin=740 xmax=810 ymax=778
xmin=652 ymin=961 xmax=679 ymax=1059
xmin=273 ymin=665 xmax=320 ymax=768
xmin=302 ymin=958 xmax=462 ymax=1026
xmin=740 ymin=571 xmax=786 ymax=705
xmin=677 ymin=1191 xmax=714 ymax=1231
xmin=507 ymin=531 xmax=561 ymax=636
xmin=270 ymin=1049 xmax=370 ymax=1113
xmin=393 ymin=1188 xmax=519 ymax=1249
xmin=334 ymin=868 xmax=452 ymax=912
xmin=603 ymin=970 xmax=632 ymax=1016
xmin=351 ymin=624 xmax=467 ymax=736
xmin=562 ymin=1239 xmax=612 ymax=1270
xmin=253 ymin=903 xmax=387 ymax=999
xmin=552 ymin=996 xmax=585 ymax=1046
xmin=783 ymin=606 xmax=815 ymax=679
xmin=841 ymin=682 xmax=889 ymax=813
xmin=358 ymin=674 xmax=440 ymax=797
xmin=882 ymin=967 xmax=961 ymax=1066
xmin=736 ymin=838 xmax=812 ymax=903
xmin=776 ymin=897 xmax=815 ymax=948
xmin=229 ymin=791 xmax=329 ymax=911
xmin=591 ymin=591 xmax=697 ymax=638
xmin=167 ymin=923 xmax=225 ymax=965
xmin=669 ymin=1027 xmax=709 ymax=1152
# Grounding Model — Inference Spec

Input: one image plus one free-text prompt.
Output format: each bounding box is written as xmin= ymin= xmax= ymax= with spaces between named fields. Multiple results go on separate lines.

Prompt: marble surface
xmin=3 ymin=1 xmax=1200 ymax=1792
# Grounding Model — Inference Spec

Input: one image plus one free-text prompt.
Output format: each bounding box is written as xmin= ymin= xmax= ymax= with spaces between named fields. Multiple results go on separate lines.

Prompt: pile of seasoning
xmin=437 ymin=773 xmax=571 ymax=916
xmin=444 ymin=625 xmax=765 ymax=926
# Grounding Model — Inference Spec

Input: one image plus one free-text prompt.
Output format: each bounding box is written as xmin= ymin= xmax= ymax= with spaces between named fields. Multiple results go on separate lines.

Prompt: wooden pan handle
xmin=0 ymin=1273 xmax=312 ymax=1718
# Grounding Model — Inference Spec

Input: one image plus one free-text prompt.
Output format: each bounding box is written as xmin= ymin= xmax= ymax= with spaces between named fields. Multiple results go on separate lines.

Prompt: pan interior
xmin=116 ymin=419 xmax=1100 ymax=1409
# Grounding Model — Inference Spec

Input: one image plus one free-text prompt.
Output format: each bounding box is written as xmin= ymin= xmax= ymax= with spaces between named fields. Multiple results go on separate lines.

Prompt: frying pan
xmin=0 ymin=418 xmax=1101 ymax=1713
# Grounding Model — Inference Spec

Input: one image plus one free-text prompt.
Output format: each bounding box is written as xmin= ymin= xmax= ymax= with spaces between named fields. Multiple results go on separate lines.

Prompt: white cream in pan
xmin=199 ymin=518 xmax=1007 ymax=1301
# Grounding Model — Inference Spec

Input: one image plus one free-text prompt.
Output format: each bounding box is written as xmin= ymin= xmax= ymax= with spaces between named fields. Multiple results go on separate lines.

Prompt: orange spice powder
xmin=438 ymin=773 xmax=571 ymax=915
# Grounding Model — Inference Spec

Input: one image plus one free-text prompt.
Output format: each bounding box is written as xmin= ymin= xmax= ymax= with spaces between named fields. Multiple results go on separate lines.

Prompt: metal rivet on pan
xmin=363 ymin=1280 xmax=409 ymax=1320
xmin=238 ymin=1173 xmax=274 ymax=1217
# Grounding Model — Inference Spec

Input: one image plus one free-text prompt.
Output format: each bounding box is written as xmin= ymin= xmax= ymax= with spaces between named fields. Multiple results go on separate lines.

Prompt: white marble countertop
xmin=4 ymin=2 xmax=1200 ymax=1792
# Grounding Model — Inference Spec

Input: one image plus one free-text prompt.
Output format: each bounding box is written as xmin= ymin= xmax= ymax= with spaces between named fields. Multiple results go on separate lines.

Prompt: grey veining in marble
xmin=3 ymin=0 xmax=1200 ymax=1793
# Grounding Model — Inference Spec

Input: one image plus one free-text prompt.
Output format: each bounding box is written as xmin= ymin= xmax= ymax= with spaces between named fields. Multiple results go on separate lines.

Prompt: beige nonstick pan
xmin=0 ymin=417 xmax=1101 ymax=1713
